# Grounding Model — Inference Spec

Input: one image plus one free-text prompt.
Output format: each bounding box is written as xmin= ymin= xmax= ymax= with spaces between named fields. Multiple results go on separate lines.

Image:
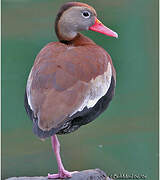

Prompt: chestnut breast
xmin=27 ymin=41 xmax=114 ymax=131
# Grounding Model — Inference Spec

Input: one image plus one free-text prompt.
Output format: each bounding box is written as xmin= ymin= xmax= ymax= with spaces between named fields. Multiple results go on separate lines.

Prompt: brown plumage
xmin=24 ymin=2 xmax=118 ymax=179
xmin=27 ymin=35 xmax=115 ymax=131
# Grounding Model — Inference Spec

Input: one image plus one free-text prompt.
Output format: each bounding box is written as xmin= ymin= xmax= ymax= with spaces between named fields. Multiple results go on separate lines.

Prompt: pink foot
xmin=48 ymin=170 xmax=78 ymax=179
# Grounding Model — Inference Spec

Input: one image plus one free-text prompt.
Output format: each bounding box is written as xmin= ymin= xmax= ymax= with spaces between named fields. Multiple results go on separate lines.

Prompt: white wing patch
xmin=26 ymin=68 xmax=34 ymax=111
xmin=70 ymin=62 xmax=112 ymax=116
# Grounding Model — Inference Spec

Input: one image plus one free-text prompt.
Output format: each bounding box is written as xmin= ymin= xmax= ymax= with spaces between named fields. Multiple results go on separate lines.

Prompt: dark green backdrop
xmin=2 ymin=0 xmax=158 ymax=179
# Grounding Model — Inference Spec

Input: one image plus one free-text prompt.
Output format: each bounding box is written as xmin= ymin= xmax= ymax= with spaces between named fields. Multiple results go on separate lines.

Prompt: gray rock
xmin=6 ymin=169 xmax=113 ymax=180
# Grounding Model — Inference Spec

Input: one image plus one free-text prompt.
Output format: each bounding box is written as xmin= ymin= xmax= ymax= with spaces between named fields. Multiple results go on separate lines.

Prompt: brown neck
xmin=60 ymin=33 xmax=96 ymax=46
xmin=55 ymin=3 xmax=78 ymax=41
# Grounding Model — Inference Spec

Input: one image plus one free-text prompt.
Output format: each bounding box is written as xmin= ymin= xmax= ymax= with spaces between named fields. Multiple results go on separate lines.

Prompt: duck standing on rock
xmin=24 ymin=2 xmax=118 ymax=179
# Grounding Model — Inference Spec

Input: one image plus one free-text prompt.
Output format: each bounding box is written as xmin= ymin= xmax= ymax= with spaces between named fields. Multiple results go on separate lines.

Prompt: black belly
xmin=24 ymin=76 xmax=115 ymax=138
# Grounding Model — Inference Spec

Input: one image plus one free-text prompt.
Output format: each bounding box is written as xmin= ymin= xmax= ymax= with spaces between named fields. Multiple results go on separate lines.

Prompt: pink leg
xmin=48 ymin=135 xmax=77 ymax=179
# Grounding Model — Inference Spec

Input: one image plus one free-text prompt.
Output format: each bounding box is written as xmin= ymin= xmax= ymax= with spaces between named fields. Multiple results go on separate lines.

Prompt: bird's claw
xmin=48 ymin=170 xmax=78 ymax=179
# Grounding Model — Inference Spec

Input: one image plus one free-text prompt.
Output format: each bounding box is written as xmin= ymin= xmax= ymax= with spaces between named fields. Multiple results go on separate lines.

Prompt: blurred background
xmin=2 ymin=0 xmax=158 ymax=179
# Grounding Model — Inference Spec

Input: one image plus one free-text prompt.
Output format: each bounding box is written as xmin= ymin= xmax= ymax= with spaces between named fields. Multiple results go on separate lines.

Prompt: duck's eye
xmin=82 ymin=11 xmax=91 ymax=18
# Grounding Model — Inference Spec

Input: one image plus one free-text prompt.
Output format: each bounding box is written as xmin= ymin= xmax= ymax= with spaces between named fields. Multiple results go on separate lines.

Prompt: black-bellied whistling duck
xmin=24 ymin=2 xmax=118 ymax=179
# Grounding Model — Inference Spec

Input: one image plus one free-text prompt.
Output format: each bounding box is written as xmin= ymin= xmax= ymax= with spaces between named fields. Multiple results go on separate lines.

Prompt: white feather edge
xmin=69 ymin=62 xmax=112 ymax=117
xmin=26 ymin=68 xmax=34 ymax=111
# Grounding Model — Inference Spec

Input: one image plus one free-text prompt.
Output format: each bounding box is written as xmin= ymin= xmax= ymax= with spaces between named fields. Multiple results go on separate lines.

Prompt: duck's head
xmin=55 ymin=2 xmax=118 ymax=41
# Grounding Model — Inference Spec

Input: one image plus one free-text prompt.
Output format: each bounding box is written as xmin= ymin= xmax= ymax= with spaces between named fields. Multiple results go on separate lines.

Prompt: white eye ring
xmin=82 ymin=11 xmax=91 ymax=18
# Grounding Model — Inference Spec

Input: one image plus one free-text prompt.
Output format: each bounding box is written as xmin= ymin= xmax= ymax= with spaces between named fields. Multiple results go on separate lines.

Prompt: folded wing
xmin=26 ymin=42 xmax=112 ymax=131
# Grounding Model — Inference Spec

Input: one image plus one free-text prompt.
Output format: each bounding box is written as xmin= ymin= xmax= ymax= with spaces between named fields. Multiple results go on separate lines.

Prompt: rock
xmin=6 ymin=169 xmax=113 ymax=180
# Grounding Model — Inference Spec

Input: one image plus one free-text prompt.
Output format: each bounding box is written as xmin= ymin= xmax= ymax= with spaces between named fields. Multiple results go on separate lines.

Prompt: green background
xmin=2 ymin=0 xmax=158 ymax=179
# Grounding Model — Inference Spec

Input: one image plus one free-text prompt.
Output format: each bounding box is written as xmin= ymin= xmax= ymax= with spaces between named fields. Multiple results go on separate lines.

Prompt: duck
xmin=24 ymin=1 xmax=118 ymax=179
